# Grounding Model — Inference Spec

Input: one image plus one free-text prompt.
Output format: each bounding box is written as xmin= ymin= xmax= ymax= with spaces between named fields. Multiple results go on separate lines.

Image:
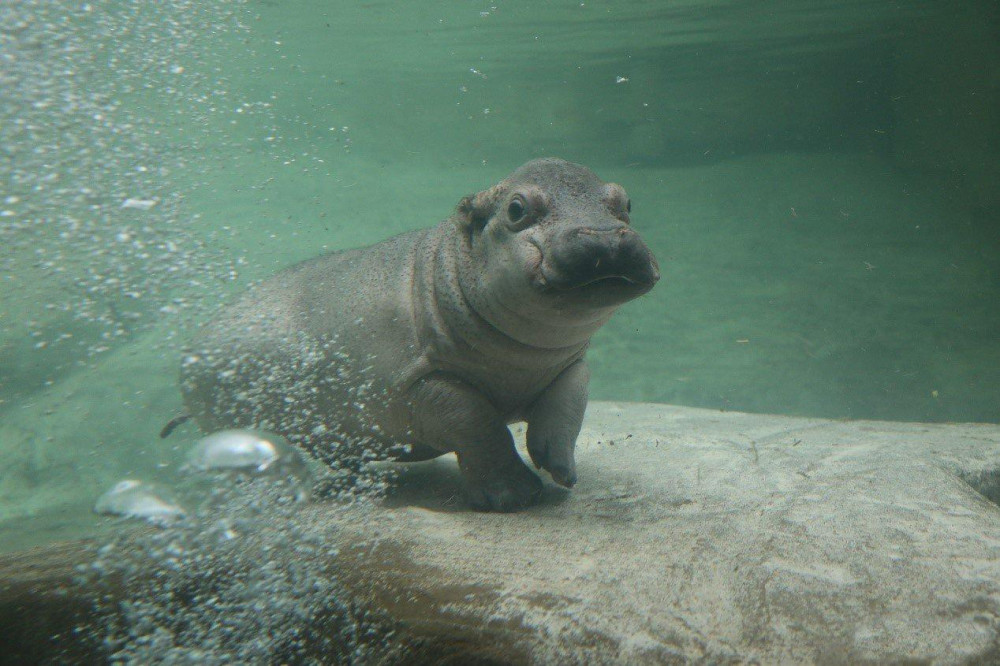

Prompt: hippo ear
xmin=455 ymin=185 xmax=501 ymax=232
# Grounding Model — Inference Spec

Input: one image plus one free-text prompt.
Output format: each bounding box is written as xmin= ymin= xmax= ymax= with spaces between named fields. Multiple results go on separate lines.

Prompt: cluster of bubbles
xmin=4 ymin=2 xmax=404 ymax=658
xmin=93 ymin=429 xmax=311 ymax=523
xmin=181 ymin=327 xmax=398 ymax=476
xmin=88 ymin=428 xmax=399 ymax=662
xmin=0 ymin=0 xmax=258 ymax=398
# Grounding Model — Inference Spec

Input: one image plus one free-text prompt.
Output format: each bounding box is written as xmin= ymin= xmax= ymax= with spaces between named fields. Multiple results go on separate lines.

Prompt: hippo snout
xmin=538 ymin=223 xmax=660 ymax=299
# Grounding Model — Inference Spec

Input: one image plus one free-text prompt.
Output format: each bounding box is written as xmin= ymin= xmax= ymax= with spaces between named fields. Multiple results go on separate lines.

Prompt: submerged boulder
xmin=3 ymin=402 xmax=1000 ymax=663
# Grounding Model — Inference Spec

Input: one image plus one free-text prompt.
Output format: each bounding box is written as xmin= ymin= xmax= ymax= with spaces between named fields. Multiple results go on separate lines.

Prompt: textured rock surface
xmin=3 ymin=402 xmax=1000 ymax=663
xmin=375 ymin=402 xmax=1000 ymax=663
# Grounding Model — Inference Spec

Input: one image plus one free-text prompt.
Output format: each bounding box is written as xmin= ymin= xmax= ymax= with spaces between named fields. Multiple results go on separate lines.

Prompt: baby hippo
xmin=179 ymin=158 xmax=659 ymax=511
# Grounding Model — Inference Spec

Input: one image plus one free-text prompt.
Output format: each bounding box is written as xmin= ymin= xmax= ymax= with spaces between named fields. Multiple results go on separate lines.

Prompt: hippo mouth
xmin=566 ymin=273 xmax=646 ymax=289
xmin=529 ymin=234 xmax=660 ymax=301
xmin=539 ymin=271 xmax=658 ymax=303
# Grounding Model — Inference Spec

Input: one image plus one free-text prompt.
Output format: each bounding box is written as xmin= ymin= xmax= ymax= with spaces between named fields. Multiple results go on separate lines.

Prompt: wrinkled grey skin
xmin=180 ymin=158 xmax=659 ymax=511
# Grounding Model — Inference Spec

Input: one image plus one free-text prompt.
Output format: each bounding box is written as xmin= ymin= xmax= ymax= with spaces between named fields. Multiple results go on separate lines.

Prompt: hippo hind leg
xmin=405 ymin=372 xmax=543 ymax=512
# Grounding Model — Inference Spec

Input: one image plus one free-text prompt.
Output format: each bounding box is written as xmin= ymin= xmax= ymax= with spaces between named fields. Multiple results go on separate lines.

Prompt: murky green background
xmin=1 ymin=0 xmax=997 ymax=551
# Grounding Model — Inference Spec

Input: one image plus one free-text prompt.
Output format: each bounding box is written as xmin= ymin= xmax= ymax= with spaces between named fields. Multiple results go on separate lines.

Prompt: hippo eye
xmin=507 ymin=197 xmax=526 ymax=223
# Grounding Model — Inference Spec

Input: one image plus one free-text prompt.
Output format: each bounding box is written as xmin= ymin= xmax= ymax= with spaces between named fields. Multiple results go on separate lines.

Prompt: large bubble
xmin=94 ymin=479 xmax=186 ymax=524
xmin=185 ymin=429 xmax=299 ymax=475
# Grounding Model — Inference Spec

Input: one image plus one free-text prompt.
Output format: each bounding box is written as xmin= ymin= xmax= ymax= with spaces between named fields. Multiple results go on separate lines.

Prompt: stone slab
xmin=3 ymin=402 xmax=1000 ymax=663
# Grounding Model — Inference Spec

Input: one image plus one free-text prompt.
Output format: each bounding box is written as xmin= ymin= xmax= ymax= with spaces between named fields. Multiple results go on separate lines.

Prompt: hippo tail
xmin=159 ymin=414 xmax=192 ymax=439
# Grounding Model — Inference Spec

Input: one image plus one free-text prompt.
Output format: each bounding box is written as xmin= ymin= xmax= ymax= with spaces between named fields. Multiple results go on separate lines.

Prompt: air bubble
xmin=185 ymin=429 xmax=297 ymax=474
xmin=94 ymin=479 xmax=186 ymax=524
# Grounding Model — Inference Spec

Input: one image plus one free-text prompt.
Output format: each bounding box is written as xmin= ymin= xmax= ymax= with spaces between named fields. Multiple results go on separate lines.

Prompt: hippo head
xmin=454 ymin=158 xmax=660 ymax=348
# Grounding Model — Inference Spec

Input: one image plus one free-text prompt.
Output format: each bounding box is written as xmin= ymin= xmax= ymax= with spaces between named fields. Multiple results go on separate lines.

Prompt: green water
xmin=1 ymin=0 xmax=997 ymax=551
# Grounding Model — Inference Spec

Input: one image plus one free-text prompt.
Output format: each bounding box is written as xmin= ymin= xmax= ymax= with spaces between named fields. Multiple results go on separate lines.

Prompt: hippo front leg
xmin=406 ymin=373 xmax=543 ymax=512
xmin=526 ymin=360 xmax=590 ymax=488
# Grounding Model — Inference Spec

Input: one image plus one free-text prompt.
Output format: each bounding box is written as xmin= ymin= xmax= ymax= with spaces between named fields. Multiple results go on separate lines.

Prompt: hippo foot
xmin=462 ymin=458 xmax=543 ymax=513
xmin=527 ymin=440 xmax=578 ymax=488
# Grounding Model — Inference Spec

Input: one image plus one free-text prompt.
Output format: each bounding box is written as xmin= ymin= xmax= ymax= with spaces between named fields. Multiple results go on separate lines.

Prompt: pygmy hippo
xmin=179 ymin=158 xmax=659 ymax=511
